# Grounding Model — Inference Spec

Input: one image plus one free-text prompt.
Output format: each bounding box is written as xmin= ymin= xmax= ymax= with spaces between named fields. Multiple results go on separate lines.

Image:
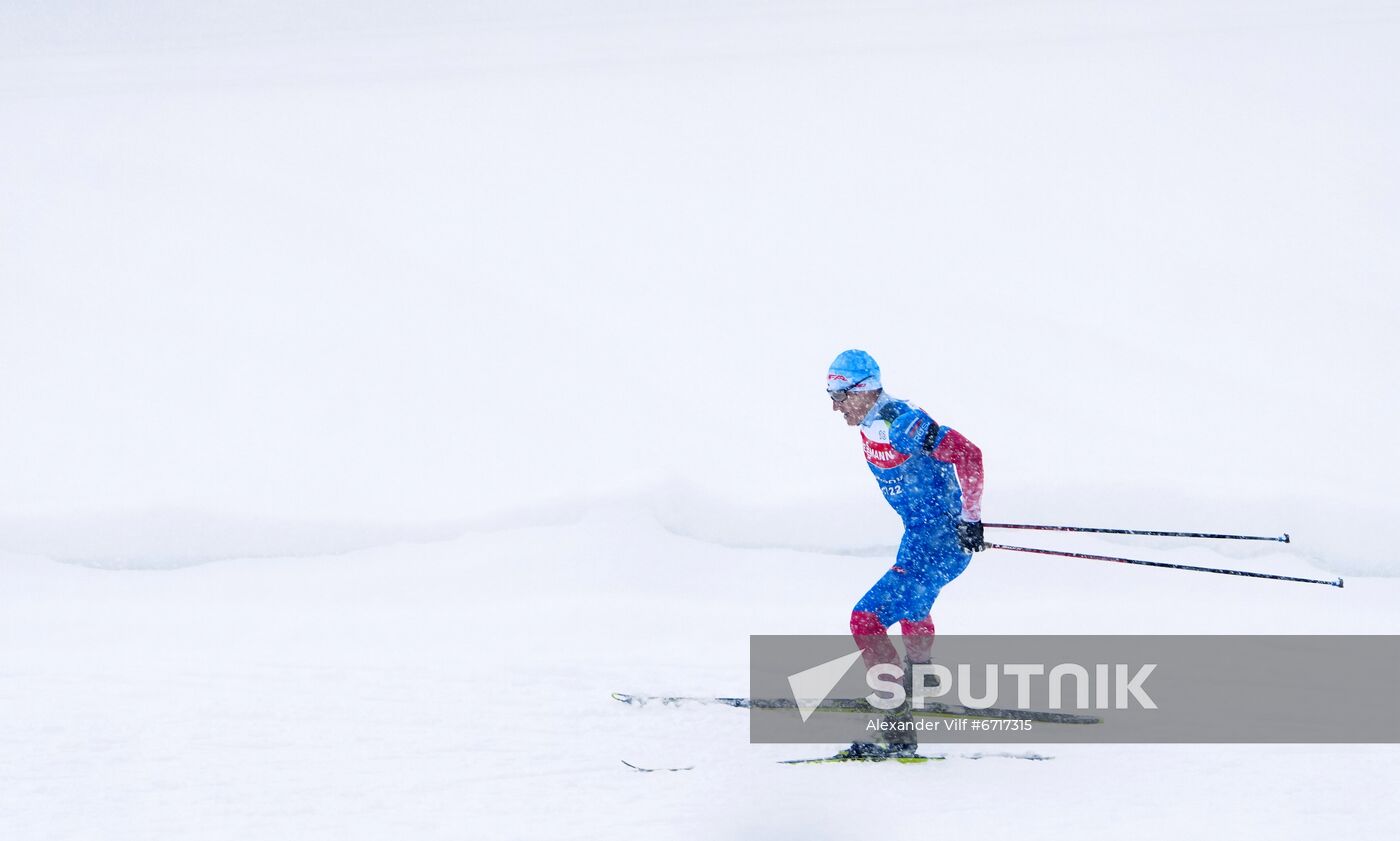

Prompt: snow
xmin=2 ymin=1 xmax=1398 ymax=838
xmin=3 ymin=502 xmax=1398 ymax=839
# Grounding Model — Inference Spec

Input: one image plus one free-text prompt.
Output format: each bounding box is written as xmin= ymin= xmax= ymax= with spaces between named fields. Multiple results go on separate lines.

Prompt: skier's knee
xmin=850 ymin=610 xmax=885 ymax=637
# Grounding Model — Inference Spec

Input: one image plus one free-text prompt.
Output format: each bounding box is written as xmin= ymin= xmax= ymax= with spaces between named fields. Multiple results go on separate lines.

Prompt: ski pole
xmin=984 ymin=523 xmax=1289 ymax=543
xmin=986 ymin=542 xmax=1343 ymax=588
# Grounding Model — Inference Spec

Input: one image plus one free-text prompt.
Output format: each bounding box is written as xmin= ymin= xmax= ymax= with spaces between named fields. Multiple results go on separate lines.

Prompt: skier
xmin=827 ymin=349 xmax=985 ymax=757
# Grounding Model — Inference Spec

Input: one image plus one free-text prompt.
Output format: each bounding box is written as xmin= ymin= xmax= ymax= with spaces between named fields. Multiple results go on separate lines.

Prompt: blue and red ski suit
xmin=848 ymin=392 xmax=984 ymax=668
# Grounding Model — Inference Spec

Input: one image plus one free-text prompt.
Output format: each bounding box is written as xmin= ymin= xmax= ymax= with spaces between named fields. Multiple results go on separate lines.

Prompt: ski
xmin=622 ymin=747 xmax=1054 ymax=769
xmin=620 ymin=759 xmax=694 ymax=773
xmin=780 ymin=752 xmax=945 ymax=765
xmin=781 ymin=751 xmax=1052 ymax=764
xmin=612 ymin=692 xmax=1101 ymax=725
xmin=622 ymin=751 xmax=1051 ymax=768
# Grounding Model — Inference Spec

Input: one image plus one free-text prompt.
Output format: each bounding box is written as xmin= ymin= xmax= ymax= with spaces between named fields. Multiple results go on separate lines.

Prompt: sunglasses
xmin=828 ymin=375 xmax=874 ymax=403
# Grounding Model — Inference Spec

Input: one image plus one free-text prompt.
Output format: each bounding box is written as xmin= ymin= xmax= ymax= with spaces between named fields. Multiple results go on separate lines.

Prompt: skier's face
xmin=831 ymin=388 xmax=878 ymax=426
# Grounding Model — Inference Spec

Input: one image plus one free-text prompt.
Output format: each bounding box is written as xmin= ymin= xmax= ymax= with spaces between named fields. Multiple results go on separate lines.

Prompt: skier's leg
xmin=850 ymin=542 xmax=934 ymax=756
xmin=851 ymin=527 xmax=955 ymax=672
xmin=897 ymin=615 xmax=937 ymax=702
xmin=897 ymin=524 xmax=972 ymax=618
xmin=849 ymin=609 xmax=899 ymax=673
xmin=890 ymin=527 xmax=967 ymax=707
xmin=850 ymin=556 xmax=921 ymax=673
xmin=899 ymin=616 xmax=936 ymax=664
xmin=847 ymin=606 xmax=918 ymax=755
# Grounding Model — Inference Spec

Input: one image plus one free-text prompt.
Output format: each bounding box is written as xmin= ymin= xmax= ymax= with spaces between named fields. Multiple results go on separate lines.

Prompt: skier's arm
xmin=929 ymin=427 xmax=983 ymax=523
xmin=887 ymin=410 xmax=985 ymax=520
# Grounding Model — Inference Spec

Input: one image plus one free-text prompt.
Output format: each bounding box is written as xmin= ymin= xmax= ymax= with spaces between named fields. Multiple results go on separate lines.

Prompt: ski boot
xmin=834 ymin=740 xmax=896 ymax=760
xmin=881 ymin=708 xmax=920 ymax=757
xmin=833 ymin=726 xmax=919 ymax=760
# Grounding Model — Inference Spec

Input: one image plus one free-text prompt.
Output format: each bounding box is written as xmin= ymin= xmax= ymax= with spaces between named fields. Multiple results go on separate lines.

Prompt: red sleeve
xmin=930 ymin=428 xmax=983 ymax=522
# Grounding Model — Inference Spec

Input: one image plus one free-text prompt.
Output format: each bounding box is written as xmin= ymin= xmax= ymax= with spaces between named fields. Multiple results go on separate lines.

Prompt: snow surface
xmin=4 ymin=503 xmax=1399 ymax=839
xmin=2 ymin=1 xmax=1398 ymax=838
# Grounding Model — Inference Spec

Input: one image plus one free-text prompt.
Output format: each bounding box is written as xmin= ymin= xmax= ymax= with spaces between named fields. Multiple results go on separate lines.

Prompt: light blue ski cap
xmin=827 ymin=349 xmax=882 ymax=393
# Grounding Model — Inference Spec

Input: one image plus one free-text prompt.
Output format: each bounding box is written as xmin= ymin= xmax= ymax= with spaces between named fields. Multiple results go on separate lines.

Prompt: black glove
xmin=956 ymin=520 xmax=985 ymax=553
